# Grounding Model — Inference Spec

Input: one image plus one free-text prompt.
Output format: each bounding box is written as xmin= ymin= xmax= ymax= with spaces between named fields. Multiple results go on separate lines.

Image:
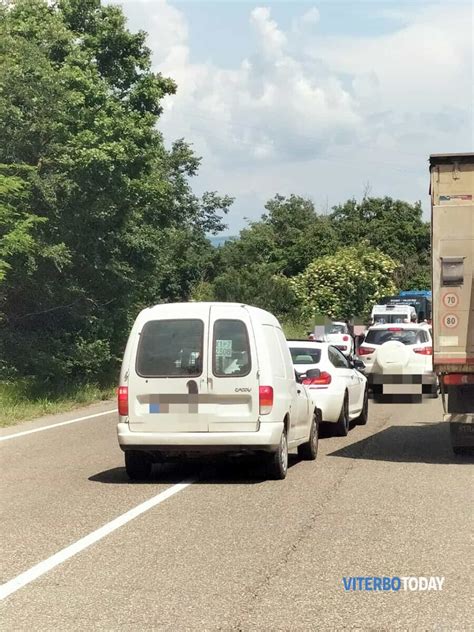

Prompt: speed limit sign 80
xmin=443 ymin=314 xmax=459 ymax=329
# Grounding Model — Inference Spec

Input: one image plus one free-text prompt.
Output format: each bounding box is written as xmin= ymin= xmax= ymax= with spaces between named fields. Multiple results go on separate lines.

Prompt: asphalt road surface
xmin=1 ymin=396 xmax=472 ymax=631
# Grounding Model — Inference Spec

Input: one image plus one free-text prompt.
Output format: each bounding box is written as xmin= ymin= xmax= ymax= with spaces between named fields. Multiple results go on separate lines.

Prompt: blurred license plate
xmin=383 ymin=383 xmax=422 ymax=395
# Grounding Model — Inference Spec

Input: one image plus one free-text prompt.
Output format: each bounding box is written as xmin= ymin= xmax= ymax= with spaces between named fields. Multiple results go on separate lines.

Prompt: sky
xmin=112 ymin=0 xmax=473 ymax=235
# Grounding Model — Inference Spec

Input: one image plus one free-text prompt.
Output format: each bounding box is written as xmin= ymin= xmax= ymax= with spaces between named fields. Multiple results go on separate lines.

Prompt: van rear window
xmin=213 ymin=320 xmax=251 ymax=377
xmin=136 ymin=319 xmax=204 ymax=377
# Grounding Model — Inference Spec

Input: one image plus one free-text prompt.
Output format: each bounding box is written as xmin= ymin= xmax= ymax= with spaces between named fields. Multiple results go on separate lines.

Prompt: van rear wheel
xmin=298 ymin=410 xmax=320 ymax=460
xmin=267 ymin=427 xmax=288 ymax=480
xmin=125 ymin=451 xmax=152 ymax=480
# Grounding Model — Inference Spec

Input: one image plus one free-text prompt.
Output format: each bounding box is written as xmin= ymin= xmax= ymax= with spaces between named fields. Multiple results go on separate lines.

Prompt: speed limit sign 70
xmin=443 ymin=293 xmax=459 ymax=307
xmin=443 ymin=314 xmax=458 ymax=329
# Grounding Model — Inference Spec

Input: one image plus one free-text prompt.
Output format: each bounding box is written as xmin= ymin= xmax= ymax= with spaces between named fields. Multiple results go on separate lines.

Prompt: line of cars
xmin=116 ymin=302 xmax=369 ymax=482
xmin=116 ymin=301 xmax=438 ymax=482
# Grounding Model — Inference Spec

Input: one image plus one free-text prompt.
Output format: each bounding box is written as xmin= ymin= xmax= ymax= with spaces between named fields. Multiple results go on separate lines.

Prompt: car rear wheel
xmin=298 ymin=410 xmax=320 ymax=460
xmin=355 ymin=388 xmax=369 ymax=425
xmin=335 ymin=394 xmax=350 ymax=436
xmin=267 ymin=426 xmax=288 ymax=479
xmin=125 ymin=451 xmax=152 ymax=480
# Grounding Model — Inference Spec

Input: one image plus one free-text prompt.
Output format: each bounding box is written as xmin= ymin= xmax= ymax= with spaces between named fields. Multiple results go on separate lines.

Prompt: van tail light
xmin=414 ymin=346 xmax=432 ymax=355
xmin=118 ymin=386 xmax=128 ymax=416
xmin=358 ymin=346 xmax=375 ymax=356
xmin=259 ymin=386 xmax=274 ymax=415
xmin=303 ymin=371 xmax=332 ymax=386
xmin=443 ymin=374 xmax=474 ymax=385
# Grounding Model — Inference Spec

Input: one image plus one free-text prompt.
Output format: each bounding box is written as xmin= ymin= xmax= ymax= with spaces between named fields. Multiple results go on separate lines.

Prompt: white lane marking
xmin=0 ymin=480 xmax=194 ymax=600
xmin=0 ymin=409 xmax=116 ymax=443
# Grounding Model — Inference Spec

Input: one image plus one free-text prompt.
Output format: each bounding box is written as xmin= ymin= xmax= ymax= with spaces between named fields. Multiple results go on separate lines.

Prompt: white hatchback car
xmin=358 ymin=323 xmax=438 ymax=398
xmin=288 ymin=340 xmax=368 ymax=436
xmin=323 ymin=322 xmax=355 ymax=357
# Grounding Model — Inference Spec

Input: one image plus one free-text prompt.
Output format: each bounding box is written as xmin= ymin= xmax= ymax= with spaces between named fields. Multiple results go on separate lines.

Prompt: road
xmin=0 ymin=397 xmax=472 ymax=630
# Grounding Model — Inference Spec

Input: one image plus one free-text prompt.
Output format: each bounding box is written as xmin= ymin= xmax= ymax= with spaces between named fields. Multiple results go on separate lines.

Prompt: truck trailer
xmin=429 ymin=153 xmax=474 ymax=454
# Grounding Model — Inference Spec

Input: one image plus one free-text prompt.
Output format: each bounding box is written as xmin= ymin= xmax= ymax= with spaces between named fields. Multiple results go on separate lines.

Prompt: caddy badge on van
xmin=235 ymin=387 xmax=251 ymax=392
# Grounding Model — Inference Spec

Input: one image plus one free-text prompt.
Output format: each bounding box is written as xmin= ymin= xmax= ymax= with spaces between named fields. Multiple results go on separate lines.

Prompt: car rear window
xmin=290 ymin=347 xmax=321 ymax=365
xmin=213 ymin=319 xmax=251 ymax=377
xmin=365 ymin=328 xmax=429 ymax=345
xmin=136 ymin=319 xmax=204 ymax=377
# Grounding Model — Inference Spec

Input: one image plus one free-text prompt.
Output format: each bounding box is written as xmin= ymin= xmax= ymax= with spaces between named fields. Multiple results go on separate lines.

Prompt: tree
xmin=329 ymin=197 xmax=430 ymax=290
xmin=292 ymin=244 xmax=400 ymax=320
xmin=216 ymin=195 xmax=339 ymax=277
xmin=211 ymin=265 xmax=303 ymax=323
xmin=0 ymin=0 xmax=231 ymax=382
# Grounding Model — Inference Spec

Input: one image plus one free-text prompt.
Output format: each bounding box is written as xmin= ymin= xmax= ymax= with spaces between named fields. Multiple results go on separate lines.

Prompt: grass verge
xmin=0 ymin=381 xmax=115 ymax=428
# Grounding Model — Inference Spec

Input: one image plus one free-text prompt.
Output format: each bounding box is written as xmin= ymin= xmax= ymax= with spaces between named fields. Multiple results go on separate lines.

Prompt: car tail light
xmin=342 ymin=335 xmax=349 ymax=341
xmin=413 ymin=346 xmax=432 ymax=355
xmin=336 ymin=345 xmax=347 ymax=351
xmin=443 ymin=374 xmax=474 ymax=385
xmin=117 ymin=386 xmax=128 ymax=416
xmin=303 ymin=371 xmax=332 ymax=386
xmin=358 ymin=346 xmax=375 ymax=356
xmin=388 ymin=328 xmax=402 ymax=331
xmin=259 ymin=386 xmax=273 ymax=415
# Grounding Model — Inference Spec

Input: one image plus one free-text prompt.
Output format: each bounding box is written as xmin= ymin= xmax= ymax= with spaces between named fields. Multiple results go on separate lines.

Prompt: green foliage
xmin=292 ymin=244 xmax=400 ymax=321
xmin=0 ymin=378 xmax=114 ymax=427
xmin=330 ymin=197 xmax=430 ymax=289
xmin=212 ymin=265 xmax=302 ymax=322
xmin=218 ymin=194 xmax=338 ymax=277
xmin=0 ymin=0 xmax=231 ymax=383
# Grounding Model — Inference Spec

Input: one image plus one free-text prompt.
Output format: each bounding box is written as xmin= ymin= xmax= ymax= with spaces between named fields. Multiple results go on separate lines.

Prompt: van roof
xmin=138 ymin=302 xmax=281 ymax=326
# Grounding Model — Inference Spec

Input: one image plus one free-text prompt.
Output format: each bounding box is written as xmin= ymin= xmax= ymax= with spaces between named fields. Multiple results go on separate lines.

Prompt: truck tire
xmin=298 ymin=410 xmax=320 ymax=460
xmin=267 ymin=426 xmax=288 ymax=479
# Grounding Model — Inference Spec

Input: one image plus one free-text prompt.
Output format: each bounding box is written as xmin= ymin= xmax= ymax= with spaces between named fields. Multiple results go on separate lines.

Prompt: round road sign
xmin=443 ymin=293 xmax=459 ymax=308
xmin=443 ymin=314 xmax=459 ymax=329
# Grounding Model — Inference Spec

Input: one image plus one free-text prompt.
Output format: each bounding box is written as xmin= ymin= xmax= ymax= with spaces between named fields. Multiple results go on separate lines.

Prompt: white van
xmin=370 ymin=303 xmax=417 ymax=324
xmin=117 ymin=302 xmax=320 ymax=480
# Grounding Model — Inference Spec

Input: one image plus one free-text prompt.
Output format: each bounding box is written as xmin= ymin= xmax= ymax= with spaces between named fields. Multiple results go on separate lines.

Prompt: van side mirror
xmin=305 ymin=368 xmax=321 ymax=379
xmin=352 ymin=358 xmax=366 ymax=371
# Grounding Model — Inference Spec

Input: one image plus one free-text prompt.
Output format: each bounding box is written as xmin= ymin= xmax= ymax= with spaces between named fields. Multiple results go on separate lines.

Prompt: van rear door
xmin=205 ymin=304 xmax=260 ymax=432
xmin=128 ymin=308 xmax=210 ymax=432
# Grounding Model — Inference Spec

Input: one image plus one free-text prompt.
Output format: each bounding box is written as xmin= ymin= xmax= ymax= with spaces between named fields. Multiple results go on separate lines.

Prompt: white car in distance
xmin=323 ymin=322 xmax=355 ymax=358
xmin=288 ymin=340 xmax=368 ymax=436
xmin=358 ymin=323 xmax=437 ymax=399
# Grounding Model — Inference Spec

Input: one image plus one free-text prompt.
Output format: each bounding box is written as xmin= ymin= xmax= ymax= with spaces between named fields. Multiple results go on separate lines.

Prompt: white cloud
xmin=250 ymin=7 xmax=287 ymax=58
xmin=117 ymin=1 xmax=473 ymax=233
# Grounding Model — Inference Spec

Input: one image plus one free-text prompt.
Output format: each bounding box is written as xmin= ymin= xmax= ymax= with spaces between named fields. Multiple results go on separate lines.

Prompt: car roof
xmin=287 ymin=340 xmax=330 ymax=349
